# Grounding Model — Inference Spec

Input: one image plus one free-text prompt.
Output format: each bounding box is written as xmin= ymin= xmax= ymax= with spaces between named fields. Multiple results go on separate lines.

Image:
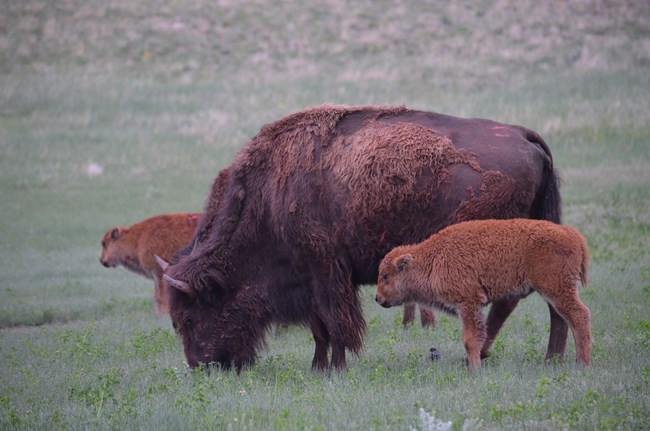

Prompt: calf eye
xmin=381 ymin=273 xmax=389 ymax=281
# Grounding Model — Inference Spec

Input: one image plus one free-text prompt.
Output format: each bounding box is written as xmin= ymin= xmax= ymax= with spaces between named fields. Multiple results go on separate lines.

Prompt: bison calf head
xmin=99 ymin=227 xmax=124 ymax=267
xmin=375 ymin=253 xmax=413 ymax=308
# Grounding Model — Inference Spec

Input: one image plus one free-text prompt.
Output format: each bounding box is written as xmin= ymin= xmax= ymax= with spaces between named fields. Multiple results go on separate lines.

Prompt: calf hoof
xmin=429 ymin=346 xmax=441 ymax=361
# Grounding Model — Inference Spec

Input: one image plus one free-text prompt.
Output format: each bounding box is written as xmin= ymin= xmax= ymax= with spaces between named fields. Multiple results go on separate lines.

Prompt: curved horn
xmin=163 ymin=274 xmax=193 ymax=295
xmin=154 ymin=255 xmax=169 ymax=271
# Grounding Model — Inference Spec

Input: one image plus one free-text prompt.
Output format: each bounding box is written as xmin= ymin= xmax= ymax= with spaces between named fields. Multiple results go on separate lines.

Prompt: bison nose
xmin=100 ymin=258 xmax=109 ymax=268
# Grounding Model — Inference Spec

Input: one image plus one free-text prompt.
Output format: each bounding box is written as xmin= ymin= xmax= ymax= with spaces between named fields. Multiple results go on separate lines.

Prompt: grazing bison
xmin=375 ymin=218 xmax=591 ymax=369
xmin=100 ymin=213 xmax=200 ymax=314
xmin=163 ymin=104 xmax=563 ymax=371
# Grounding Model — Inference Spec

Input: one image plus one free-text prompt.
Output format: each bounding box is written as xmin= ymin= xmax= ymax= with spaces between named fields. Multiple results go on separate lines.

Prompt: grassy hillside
xmin=1 ymin=1 xmax=649 ymax=429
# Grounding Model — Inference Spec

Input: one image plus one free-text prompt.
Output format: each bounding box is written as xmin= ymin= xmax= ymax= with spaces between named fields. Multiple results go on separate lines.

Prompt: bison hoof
xmin=429 ymin=346 xmax=441 ymax=361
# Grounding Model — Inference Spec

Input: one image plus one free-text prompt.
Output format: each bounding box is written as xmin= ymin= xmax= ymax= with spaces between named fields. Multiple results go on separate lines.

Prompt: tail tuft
xmin=528 ymin=131 xmax=562 ymax=224
xmin=580 ymin=235 xmax=589 ymax=287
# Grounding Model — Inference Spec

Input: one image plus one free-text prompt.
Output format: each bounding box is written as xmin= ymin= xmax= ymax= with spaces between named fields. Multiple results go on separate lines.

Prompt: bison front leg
xmin=309 ymin=314 xmax=330 ymax=371
xmin=459 ymin=303 xmax=486 ymax=371
xmin=312 ymin=260 xmax=363 ymax=372
xmin=330 ymin=340 xmax=347 ymax=371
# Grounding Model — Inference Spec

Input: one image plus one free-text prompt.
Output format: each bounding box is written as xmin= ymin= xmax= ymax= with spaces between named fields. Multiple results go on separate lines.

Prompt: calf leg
xmin=459 ymin=303 xmax=486 ymax=370
xmin=419 ymin=305 xmax=436 ymax=328
xmin=402 ymin=303 xmax=416 ymax=327
xmin=545 ymin=291 xmax=591 ymax=367
xmin=309 ymin=314 xmax=330 ymax=371
xmin=153 ymin=275 xmax=168 ymax=315
xmin=403 ymin=304 xmax=436 ymax=328
xmin=481 ymin=298 xmax=519 ymax=358
xmin=545 ymin=304 xmax=569 ymax=361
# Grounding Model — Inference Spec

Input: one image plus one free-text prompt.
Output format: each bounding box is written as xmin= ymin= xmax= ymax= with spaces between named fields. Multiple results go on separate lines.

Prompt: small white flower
xmin=85 ymin=162 xmax=103 ymax=177
xmin=411 ymin=408 xmax=452 ymax=431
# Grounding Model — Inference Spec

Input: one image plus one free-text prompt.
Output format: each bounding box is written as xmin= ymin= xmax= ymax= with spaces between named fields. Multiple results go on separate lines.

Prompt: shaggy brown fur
xmin=376 ymin=218 xmax=591 ymax=370
xmin=164 ymin=104 xmax=562 ymax=371
xmin=100 ymin=213 xmax=200 ymax=314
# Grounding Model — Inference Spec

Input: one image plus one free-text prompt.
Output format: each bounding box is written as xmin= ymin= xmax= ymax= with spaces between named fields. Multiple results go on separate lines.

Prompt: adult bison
xmin=163 ymin=104 xmax=563 ymax=371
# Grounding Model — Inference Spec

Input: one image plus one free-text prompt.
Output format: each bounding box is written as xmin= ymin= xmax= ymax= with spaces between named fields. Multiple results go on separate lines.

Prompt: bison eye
xmin=380 ymin=273 xmax=389 ymax=281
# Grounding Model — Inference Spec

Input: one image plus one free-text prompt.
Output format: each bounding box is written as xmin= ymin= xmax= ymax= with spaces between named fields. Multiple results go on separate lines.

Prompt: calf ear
xmin=110 ymin=227 xmax=120 ymax=240
xmin=396 ymin=254 xmax=413 ymax=272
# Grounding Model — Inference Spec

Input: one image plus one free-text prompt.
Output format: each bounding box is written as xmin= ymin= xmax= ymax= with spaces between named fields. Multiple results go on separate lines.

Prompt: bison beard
xmin=164 ymin=104 xmax=563 ymax=371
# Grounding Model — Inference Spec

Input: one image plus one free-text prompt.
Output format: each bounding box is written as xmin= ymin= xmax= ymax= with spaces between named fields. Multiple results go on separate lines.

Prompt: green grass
xmin=1 ymin=1 xmax=650 ymax=429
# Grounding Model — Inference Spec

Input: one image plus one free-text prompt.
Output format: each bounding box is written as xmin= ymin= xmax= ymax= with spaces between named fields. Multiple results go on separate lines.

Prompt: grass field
xmin=1 ymin=1 xmax=649 ymax=429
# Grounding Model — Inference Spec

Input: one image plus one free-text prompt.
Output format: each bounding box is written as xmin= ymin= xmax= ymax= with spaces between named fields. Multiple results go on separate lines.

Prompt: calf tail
xmin=528 ymin=130 xmax=562 ymax=224
xmin=579 ymin=234 xmax=590 ymax=287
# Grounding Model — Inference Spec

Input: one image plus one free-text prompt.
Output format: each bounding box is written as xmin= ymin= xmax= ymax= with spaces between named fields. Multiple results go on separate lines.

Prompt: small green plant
xmin=0 ymin=395 xmax=23 ymax=428
xmin=69 ymin=368 xmax=122 ymax=423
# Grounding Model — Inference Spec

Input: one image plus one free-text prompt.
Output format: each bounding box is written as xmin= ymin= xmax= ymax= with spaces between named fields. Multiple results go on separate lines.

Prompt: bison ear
xmin=154 ymin=255 xmax=169 ymax=271
xmin=396 ymin=254 xmax=413 ymax=272
xmin=110 ymin=227 xmax=120 ymax=240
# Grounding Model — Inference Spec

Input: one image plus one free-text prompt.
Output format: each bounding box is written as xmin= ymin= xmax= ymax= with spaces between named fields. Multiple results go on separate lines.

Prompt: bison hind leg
xmin=480 ymin=298 xmax=520 ymax=359
xmin=545 ymin=304 xmax=569 ymax=362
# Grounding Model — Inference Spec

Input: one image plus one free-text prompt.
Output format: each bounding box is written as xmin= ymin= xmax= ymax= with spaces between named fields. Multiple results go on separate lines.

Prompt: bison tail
xmin=529 ymin=131 xmax=562 ymax=224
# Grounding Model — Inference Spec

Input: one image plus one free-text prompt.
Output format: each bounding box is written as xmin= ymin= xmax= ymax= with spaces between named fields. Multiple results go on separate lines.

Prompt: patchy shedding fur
xmin=376 ymin=218 xmax=591 ymax=369
xmin=165 ymin=104 xmax=562 ymax=371
xmin=100 ymin=213 xmax=200 ymax=314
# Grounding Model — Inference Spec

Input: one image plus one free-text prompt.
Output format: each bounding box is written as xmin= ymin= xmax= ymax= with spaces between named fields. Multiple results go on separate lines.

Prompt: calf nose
xmin=375 ymin=294 xmax=391 ymax=308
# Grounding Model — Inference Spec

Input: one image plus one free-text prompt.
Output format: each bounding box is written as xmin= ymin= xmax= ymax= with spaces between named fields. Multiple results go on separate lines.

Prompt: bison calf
xmin=100 ymin=213 xmax=200 ymax=314
xmin=375 ymin=218 xmax=591 ymax=370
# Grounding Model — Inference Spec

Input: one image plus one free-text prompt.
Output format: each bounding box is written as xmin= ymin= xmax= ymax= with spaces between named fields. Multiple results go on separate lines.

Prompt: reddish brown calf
xmin=100 ymin=213 xmax=200 ymax=314
xmin=376 ymin=219 xmax=590 ymax=370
